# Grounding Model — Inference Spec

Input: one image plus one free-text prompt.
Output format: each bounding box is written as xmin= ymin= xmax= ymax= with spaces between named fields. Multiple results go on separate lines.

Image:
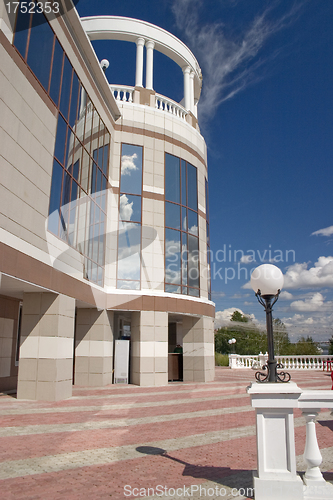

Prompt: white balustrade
xmin=110 ymin=85 xmax=134 ymax=103
xmin=229 ymin=353 xmax=333 ymax=370
xmin=229 ymin=354 xmax=260 ymax=369
xmin=155 ymin=94 xmax=188 ymax=121
xmin=248 ymin=384 xmax=333 ymax=500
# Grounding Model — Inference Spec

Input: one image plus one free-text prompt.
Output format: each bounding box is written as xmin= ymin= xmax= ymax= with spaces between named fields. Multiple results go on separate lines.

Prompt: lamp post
xmin=228 ymin=337 xmax=236 ymax=353
xmin=251 ymin=264 xmax=290 ymax=383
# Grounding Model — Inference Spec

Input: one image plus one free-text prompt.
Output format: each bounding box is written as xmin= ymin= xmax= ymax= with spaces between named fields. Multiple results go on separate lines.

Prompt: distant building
xmin=0 ymin=2 xmax=214 ymax=400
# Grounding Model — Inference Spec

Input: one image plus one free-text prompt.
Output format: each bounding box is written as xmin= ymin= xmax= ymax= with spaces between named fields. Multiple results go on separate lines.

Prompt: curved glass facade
xmin=13 ymin=9 xmax=110 ymax=287
xmin=165 ymin=153 xmax=200 ymax=297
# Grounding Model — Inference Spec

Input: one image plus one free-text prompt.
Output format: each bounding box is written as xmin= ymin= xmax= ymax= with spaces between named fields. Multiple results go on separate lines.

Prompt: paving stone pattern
xmin=0 ymin=368 xmax=332 ymax=499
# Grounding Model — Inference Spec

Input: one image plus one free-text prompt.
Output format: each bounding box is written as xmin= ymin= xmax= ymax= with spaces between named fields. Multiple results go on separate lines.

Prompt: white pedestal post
xmin=298 ymin=391 xmax=333 ymax=500
xmin=247 ymin=382 xmax=304 ymax=500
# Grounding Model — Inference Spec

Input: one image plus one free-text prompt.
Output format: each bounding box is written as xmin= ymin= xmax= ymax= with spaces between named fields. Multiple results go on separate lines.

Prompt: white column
xmin=183 ymin=66 xmax=191 ymax=111
xmin=189 ymin=70 xmax=195 ymax=114
xmin=145 ymin=40 xmax=155 ymax=90
xmin=135 ymin=37 xmax=145 ymax=88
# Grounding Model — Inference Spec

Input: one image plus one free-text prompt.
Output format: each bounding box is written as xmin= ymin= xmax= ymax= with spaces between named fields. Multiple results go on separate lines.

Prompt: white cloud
xmin=172 ymin=0 xmax=302 ymax=122
xmin=311 ymin=225 xmax=333 ymax=237
xmin=214 ymin=307 xmax=256 ymax=329
xmin=119 ymin=194 xmax=133 ymax=221
xmin=284 ymin=256 xmax=333 ymax=289
xmin=240 ymin=255 xmax=253 ymax=264
xmin=279 ymin=290 xmax=294 ymax=300
xmin=290 ymin=292 xmax=325 ymax=312
xmin=121 ymin=153 xmax=138 ymax=175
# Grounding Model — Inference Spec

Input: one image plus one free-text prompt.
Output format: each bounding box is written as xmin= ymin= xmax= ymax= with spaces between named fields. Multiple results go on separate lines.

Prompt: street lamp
xmin=251 ymin=264 xmax=291 ymax=383
xmin=228 ymin=337 xmax=236 ymax=353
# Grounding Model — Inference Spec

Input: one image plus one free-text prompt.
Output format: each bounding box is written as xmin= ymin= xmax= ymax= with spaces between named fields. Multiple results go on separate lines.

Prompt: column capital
xmin=136 ymin=37 xmax=145 ymax=47
xmin=182 ymin=65 xmax=191 ymax=75
xmin=146 ymin=40 xmax=155 ymax=50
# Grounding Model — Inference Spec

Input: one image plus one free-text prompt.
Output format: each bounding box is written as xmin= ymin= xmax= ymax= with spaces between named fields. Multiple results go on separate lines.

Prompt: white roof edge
xmin=80 ymin=16 xmax=202 ymax=82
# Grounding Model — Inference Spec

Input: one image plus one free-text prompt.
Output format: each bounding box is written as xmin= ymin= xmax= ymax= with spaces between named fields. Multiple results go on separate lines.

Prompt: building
xmin=0 ymin=1 xmax=215 ymax=400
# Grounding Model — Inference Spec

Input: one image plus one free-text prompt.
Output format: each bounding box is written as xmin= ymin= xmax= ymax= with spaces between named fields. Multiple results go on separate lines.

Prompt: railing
xmin=109 ymin=86 xmax=188 ymax=123
xmin=110 ymin=85 xmax=134 ymax=103
xmin=155 ymin=94 xmax=188 ymax=121
xmin=229 ymin=353 xmax=333 ymax=370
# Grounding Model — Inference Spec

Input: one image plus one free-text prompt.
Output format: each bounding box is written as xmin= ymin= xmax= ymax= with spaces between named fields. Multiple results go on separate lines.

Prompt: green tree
xmin=286 ymin=336 xmax=320 ymax=355
xmin=272 ymin=318 xmax=291 ymax=355
xmin=215 ymin=310 xmax=267 ymax=355
xmin=329 ymin=335 xmax=333 ymax=355
xmin=230 ymin=310 xmax=249 ymax=323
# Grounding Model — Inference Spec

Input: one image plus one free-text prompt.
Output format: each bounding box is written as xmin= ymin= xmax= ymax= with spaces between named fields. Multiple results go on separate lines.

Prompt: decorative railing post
xmin=298 ymin=391 xmax=333 ymax=499
xmin=302 ymin=410 xmax=324 ymax=483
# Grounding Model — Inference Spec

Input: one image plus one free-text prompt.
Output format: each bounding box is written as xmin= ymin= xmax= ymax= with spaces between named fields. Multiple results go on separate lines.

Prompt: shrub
xmin=215 ymin=352 xmax=229 ymax=366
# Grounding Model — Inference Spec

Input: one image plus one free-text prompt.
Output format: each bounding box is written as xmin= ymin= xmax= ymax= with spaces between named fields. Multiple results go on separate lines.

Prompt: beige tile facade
xmin=131 ymin=311 xmax=168 ymax=386
xmin=75 ymin=309 xmax=114 ymax=386
xmin=17 ymin=293 xmax=75 ymax=401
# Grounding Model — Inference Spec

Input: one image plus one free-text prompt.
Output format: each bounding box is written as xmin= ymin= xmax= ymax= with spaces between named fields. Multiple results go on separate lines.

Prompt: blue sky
xmin=76 ymin=0 xmax=333 ymax=341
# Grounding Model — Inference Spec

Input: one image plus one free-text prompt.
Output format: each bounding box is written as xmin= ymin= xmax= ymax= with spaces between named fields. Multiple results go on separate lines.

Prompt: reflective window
xmin=13 ymin=9 xmax=31 ymax=58
xmin=117 ymin=222 xmax=141 ymax=284
xmin=59 ymin=56 xmax=72 ymax=120
xmin=119 ymin=194 xmax=141 ymax=223
xmin=54 ymin=115 xmax=67 ymax=165
xmin=165 ymin=154 xmax=180 ymax=203
xmin=49 ymin=39 xmax=64 ymax=105
xmin=188 ymin=209 xmax=198 ymax=236
xmin=165 ymin=202 xmax=181 ymax=230
xmin=165 ymin=229 xmax=181 ymax=287
xmin=165 ymin=154 xmax=200 ymax=295
xmin=120 ymin=144 xmax=143 ymax=195
xmin=187 ymin=163 xmax=198 ymax=211
xmin=117 ymin=144 xmax=143 ymax=289
xmin=27 ymin=12 xmax=54 ymax=91
xmin=48 ymin=160 xmax=63 ymax=235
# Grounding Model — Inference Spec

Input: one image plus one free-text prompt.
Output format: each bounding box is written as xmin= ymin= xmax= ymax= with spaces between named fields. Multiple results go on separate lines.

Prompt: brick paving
xmin=0 ymin=368 xmax=332 ymax=499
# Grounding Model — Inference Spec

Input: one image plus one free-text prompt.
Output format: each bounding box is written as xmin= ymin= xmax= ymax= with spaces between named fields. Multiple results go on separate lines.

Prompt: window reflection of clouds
xmin=119 ymin=194 xmax=141 ymax=223
xmin=120 ymin=145 xmax=142 ymax=195
xmin=117 ymin=145 xmax=143 ymax=289
xmin=117 ymin=222 xmax=141 ymax=281
xmin=165 ymin=153 xmax=200 ymax=295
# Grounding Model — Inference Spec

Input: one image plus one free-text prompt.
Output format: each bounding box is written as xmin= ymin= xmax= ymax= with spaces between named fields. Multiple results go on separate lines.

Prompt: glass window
xmin=188 ymin=234 xmax=199 ymax=288
xmin=13 ymin=10 xmax=31 ymax=59
xmin=48 ymin=160 xmax=63 ymax=235
xmin=117 ymin=222 xmax=141 ymax=281
xmin=187 ymin=163 xmax=198 ymax=211
xmin=165 ymin=229 xmax=181 ymax=286
xmin=117 ymin=280 xmax=140 ymax=291
xmin=120 ymin=144 xmax=143 ymax=195
xmin=165 ymin=153 xmax=180 ymax=203
xmin=119 ymin=194 xmax=141 ymax=223
xmin=49 ymin=39 xmax=63 ymax=105
xmin=181 ymin=160 xmax=186 ymax=206
xmin=182 ymin=207 xmax=187 ymax=232
xmin=54 ymin=115 xmax=67 ymax=165
xmin=181 ymin=232 xmax=187 ymax=287
xmin=27 ymin=12 xmax=54 ymax=90
xmin=59 ymin=56 xmax=72 ymax=119
xmin=188 ymin=209 xmax=198 ymax=236
xmin=103 ymin=134 xmax=110 ymax=175
xmin=165 ymin=202 xmax=181 ymax=230
xmin=68 ymin=72 xmax=80 ymax=130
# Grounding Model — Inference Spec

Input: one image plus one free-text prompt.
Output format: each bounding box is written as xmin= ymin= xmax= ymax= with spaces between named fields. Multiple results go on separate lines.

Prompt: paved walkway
xmin=0 ymin=368 xmax=332 ymax=499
